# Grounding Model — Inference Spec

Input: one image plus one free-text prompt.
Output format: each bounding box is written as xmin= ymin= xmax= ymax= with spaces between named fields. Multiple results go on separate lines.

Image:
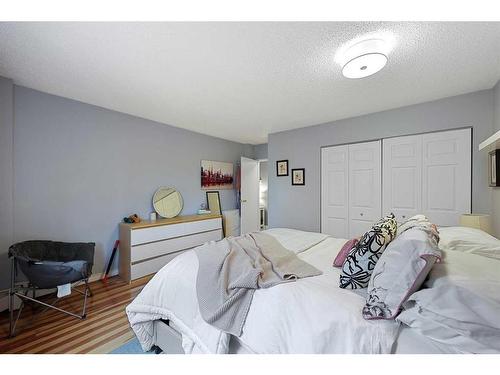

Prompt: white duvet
xmin=126 ymin=229 xmax=399 ymax=354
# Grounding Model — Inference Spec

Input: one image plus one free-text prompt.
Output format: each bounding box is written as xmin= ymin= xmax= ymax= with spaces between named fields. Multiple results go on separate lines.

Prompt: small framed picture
xmin=206 ymin=191 xmax=222 ymax=215
xmin=291 ymin=168 xmax=305 ymax=186
xmin=489 ymin=150 xmax=500 ymax=187
xmin=276 ymin=160 xmax=289 ymax=176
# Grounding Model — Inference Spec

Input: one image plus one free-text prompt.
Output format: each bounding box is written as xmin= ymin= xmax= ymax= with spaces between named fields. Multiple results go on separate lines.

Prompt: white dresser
xmin=119 ymin=213 xmax=223 ymax=282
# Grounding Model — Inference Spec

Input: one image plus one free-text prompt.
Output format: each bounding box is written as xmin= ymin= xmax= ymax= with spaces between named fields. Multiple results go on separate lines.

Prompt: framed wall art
xmin=291 ymin=168 xmax=305 ymax=186
xmin=276 ymin=160 xmax=289 ymax=176
xmin=201 ymin=160 xmax=234 ymax=190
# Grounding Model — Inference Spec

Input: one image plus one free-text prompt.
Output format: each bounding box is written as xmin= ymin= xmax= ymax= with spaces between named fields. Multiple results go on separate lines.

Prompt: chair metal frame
xmin=8 ymin=257 xmax=92 ymax=337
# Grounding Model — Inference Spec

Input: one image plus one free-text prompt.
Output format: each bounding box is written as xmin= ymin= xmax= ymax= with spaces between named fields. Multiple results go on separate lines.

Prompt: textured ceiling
xmin=1 ymin=22 xmax=499 ymax=144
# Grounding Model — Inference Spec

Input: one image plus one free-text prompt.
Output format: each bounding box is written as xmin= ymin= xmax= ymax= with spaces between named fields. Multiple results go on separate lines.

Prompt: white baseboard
xmin=0 ymin=269 xmax=119 ymax=313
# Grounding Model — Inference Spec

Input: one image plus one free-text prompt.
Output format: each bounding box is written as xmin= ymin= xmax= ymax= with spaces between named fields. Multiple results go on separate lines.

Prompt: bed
xmin=126 ymin=227 xmax=500 ymax=354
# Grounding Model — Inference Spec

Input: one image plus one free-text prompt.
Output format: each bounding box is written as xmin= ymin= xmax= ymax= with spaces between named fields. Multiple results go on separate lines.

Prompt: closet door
xmin=348 ymin=141 xmax=382 ymax=238
xmin=422 ymin=128 xmax=471 ymax=225
xmin=383 ymin=134 xmax=422 ymax=222
xmin=321 ymin=145 xmax=349 ymax=238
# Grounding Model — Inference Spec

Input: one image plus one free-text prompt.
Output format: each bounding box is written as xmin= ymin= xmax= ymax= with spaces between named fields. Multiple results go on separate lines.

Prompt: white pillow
xmin=397 ymin=251 xmax=500 ymax=353
xmin=362 ymin=227 xmax=441 ymax=320
xmin=438 ymin=226 xmax=500 ymax=260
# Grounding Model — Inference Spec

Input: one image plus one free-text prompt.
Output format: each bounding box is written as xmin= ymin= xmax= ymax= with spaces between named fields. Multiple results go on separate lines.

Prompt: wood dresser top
xmin=120 ymin=213 xmax=222 ymax=230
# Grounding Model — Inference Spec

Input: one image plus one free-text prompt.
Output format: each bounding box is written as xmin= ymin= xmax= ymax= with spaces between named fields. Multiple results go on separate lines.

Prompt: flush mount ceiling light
xmin=342 ymin=52 xmax=387 ymax=79
xmin=336 ymin=35 xmax=394 ymax=79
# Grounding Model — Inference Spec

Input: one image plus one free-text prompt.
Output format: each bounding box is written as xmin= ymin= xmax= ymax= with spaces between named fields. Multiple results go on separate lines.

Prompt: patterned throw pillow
xmin=339 ymin=213 xmax=397 ymax=289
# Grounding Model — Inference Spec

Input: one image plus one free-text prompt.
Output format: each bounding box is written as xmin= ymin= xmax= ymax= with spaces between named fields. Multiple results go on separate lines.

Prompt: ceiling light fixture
xmin=336 ymin=35 xmax=394 ymax=79
xmin=342 ymin=52 xmax=387 ymax=79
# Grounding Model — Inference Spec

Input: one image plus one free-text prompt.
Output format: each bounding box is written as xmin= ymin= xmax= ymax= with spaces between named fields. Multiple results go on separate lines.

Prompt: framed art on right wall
xmin=291 ymin=168 xmax=305 ymax=186
xmin=489 ymin=150 xmax=500 ymax=187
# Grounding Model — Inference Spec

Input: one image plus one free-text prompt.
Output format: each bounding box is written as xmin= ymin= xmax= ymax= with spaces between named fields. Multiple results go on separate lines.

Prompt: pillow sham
xmin=339 ymin=213 xmax=397 ymax=289
xmin=333 ymin=238 xmax=358 ymax=267
xmin=396 ymin=251 xmax=500 ymax=353
xmin=438 ymin=226 xmax=500 ymax=260
xmin=397 ymin=214 xmax=439 ymax=244
xmin=362 ymin=227 xmax=441 ymax=320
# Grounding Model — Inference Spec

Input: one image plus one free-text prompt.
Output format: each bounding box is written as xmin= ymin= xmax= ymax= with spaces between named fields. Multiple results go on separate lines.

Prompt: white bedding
xmin=126 ymin=229 xmax=399 ymax=354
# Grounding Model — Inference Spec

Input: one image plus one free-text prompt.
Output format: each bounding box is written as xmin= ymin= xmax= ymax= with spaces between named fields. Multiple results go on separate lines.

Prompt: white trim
xmin=479 ymin=129 xmax=500 ymax=151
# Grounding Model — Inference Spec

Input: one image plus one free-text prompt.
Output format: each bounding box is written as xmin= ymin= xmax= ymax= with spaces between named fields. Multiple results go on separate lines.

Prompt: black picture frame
xmin=276 ymin=160 xmax=289 ymax=176
xmin=206 ymin=191 xmax=222 ymax=215
xmin=291 ymin=168 xmax=305 ymax=186
xmin=489 ymin=150 xmax=500 ymax=187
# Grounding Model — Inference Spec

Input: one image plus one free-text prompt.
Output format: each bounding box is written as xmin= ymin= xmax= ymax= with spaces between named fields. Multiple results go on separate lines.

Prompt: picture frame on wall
xmin=291 ymin=168 xmax=305 ymax=186
xmin=201 ymin=160 xmax=234 ymax=190
xmin=276 ymin=160 xmax=289 ymax=176
xmin=488 ymin=150 xmax=500 ymax=187
xmin=206 ymin=191 xmax=222 ymax=215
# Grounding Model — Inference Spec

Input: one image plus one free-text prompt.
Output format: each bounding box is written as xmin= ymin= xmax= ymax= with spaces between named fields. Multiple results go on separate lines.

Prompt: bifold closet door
xmin=382 ymin=134 xmax=422 ymax=222
xmin=422 ymin=128 xmax=471 ymax=225
xmin=348 ymin=141 xmax=382 ymax=238
xmin=321 ymin=145 xmax=349 ymax=238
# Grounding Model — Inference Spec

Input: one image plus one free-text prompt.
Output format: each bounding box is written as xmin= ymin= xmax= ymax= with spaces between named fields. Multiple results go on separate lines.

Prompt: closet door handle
xmin=241 ymin=199 xmax=247 ymax=203
xmin=360 ymin=213 xmax=364 ymax=217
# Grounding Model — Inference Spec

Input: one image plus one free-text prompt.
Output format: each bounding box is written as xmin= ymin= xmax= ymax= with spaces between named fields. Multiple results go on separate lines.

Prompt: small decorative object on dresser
xmin=291 ymin=168 xmax=305 ymax=185
xmin=276 ymin=160 xmax=289 ymax=176
xmin=488 ymin=150 xmax=500 ymax=187
xmin=201 ymin=160 xmax=234 ymax=190
xmin=206 ymin=191 xmax=222 ymax=215
xmin=119 ymin=214 xmax=223 ymax=282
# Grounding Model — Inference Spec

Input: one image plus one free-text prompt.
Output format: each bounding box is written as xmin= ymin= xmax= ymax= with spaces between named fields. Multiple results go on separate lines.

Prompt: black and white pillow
xmin=339 ymin=213 xmax=397 ymax=289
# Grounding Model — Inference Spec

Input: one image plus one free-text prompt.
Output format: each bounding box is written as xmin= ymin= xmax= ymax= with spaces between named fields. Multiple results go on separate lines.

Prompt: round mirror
xmin=152 ymin=187 xmax=183 ymax=219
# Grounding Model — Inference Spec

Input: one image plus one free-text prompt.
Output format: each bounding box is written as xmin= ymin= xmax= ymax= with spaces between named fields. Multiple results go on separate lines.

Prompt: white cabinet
xmin=321 ymin=145 xmax=349 ymax=238
xmin=383 ymin=128 xmax=471 ymax=226
xmin=383 ymin=134 xmax=422 ymax=223
xmin=321 ymin=128 xmax=472 ymax=238
xmin=348 ymin=141 xmax=382 ymax=237
xmin=321 ymin=140 xmax=381 ymax=238
xmin=119 ymin=214 xmax=223 ymax=282
xmin=421 ymin=128 xmax=471 ymax=225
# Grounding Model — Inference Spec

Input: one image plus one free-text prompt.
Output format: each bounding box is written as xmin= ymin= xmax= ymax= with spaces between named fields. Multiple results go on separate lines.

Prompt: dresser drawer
xmin=131 ymin=251 xmax=181 ymax=280
xmin=131 ymin=218 xmax=222 ymax=245
xmin=131 ymin=229 xmax=222 ymax=263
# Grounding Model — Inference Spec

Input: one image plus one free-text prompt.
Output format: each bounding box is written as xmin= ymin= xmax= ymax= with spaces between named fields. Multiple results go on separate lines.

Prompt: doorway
xmin=240 ymin=157 xmax=268 ymax=235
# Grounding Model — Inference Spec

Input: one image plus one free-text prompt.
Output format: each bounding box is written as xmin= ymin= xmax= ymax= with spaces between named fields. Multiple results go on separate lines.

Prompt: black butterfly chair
xmin=8 ymin=240 xmax=95 ymax=337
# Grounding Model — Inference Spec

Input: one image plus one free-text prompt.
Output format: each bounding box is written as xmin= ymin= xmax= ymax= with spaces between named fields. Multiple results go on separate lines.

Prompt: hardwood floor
xmin=0 ymin=275 xmax=151 ymax=354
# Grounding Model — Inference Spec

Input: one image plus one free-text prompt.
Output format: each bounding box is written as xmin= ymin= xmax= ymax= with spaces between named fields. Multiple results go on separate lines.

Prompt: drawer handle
xmin=402 ymin=215 xmax=406 ymax=219
xmin=360 ymin=213 xmax=363 ymax=216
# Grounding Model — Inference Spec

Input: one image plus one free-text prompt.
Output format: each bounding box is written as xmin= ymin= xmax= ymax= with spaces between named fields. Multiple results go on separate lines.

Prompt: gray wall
xmin=268 ymin=89 xmax=494 ymax=232
xmin=0 ymin=77 xmax=14 ymax=290
xmin=253 ymin=143 xmax=268 ymax=160
xmin=492 ymin=81 xmax=500 ymax=236
xmin=1 ymin=85 xmax=253 ymax=289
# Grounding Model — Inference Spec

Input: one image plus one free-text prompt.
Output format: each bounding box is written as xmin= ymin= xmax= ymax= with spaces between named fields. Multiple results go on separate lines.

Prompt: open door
xmin=240 ymin=157 xmax=260 ymax=235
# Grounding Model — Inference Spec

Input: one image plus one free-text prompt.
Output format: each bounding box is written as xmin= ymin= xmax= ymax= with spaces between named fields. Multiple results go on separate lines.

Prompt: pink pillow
xmin=333 ymin=239 xmax=359 ymax=267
